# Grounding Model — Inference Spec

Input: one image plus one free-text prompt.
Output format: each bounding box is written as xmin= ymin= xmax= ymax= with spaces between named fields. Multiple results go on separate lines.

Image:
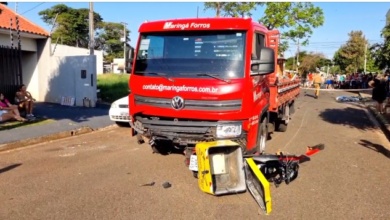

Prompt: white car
xmin=109 ymin=96 xmax=131 ymax=126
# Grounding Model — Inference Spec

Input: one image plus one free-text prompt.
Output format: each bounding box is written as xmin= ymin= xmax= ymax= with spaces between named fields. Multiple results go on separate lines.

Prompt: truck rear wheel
xmin=256 ymin=116 xmax=268 ymax=154
xmin=276 ymin=104 xmax=289 ymax=132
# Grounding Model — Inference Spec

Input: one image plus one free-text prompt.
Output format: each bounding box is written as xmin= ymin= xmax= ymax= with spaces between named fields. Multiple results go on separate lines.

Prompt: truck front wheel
xmin=256 ymin=116 xmax=268 ymax=154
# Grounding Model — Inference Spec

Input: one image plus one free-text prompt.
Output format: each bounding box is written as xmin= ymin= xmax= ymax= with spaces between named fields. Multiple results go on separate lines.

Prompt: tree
xmin=284 ymin=51 xmax=307 ymax=72
xmin=371 ymin=23 xmax=390 ymax=70
xmin=297 ymin=52 xmax=323 ymax=74
xmin=204 ymin=2 xmax=259 ymax=18
xmin=334 ymin=31 xmax=368 ymax=73
xmin=204 ymin=2 xmax=226 ymax=17
xmin=203 ymin=2 xmax=324 ymax=56
xmin=259 ymin=2 xmax=324 ymax=56
xmin=96 ymin=22 xmax=130 ymax=63
xmin=0 ymin=2 xmax=6 ymax=14
xmin=222 ymin=2 xmax=258 ymax=17
xmin=39 ymin=4 xmax=103 ymax=48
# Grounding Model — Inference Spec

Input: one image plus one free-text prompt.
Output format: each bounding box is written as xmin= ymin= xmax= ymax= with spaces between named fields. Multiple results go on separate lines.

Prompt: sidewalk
xmin=0 ymin=95 xmax=388 ymax=151
xmin=359 ymin=92 xmax=390 ymax=139
xmin=0 ymin=102 xmax=115 ymax=147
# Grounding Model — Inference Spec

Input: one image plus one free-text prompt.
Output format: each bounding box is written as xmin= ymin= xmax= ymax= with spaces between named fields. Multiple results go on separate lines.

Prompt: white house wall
xmin=21 ymin=51 xmax=39 ymax=100
xmin=0 ymin=34 xmax=37 ymax=52
xmin=40 ymin=55 xmax=97 ymax=107
xmin=35 ymin=39 xmax=98 ymax=106
xmin=52 ymin=44 xmax=103 ymax=74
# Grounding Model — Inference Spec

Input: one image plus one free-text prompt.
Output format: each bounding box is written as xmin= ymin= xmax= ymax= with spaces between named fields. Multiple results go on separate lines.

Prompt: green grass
xmin=97 ymin=73 xmax=130 ymax=103
xmin=0 ymin=118 xmax=54 ymax=131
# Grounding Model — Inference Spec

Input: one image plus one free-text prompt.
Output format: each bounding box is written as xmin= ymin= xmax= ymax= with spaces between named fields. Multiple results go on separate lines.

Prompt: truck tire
xmin=276 ymin=104 xmax=289 ymax=132
xmin=256 ymin=116 xmax=268 ymax=154
xmin=150 ymin=140 xmax=169 ymax=155
xmin=116 ymin=121 xmax=130 ymax=127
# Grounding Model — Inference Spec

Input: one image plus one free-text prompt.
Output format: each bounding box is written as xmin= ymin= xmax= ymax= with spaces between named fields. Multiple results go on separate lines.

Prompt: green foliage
xmin=39 ymin=4 xmax=131 ymax=63
xmin=97 ymin=74 xmax=130 ymax=103
xmin=334 ymin=31 xmax=368 ymax=73
xmin=222 ymin=2 xmax=258 ymax=17
xmin=39 ymin=4 xmax=103 ymax=48
xmin=204 ymin=2 xmax=225 ymax=17
xmin=96 ymin=22 xmax=130 ymax=63
xmin=259 ymin=2 xmax=324 ymax=55
xmin=204 ymin=2 xmax=260 ymax=17
xmin=285 ymin=56 xmax=295 ymax=70
xmin=285 ymin=51 xmax=331 ymax=75
xmin=298 ymin=52 xmax=325 ymax=74
xmin=0 ymin=118 xmax=53 ymax=131
xmin=203 ymin=2 xmax=324 ymax=56
xmin=370 ymin=23 xmax=390 ymax=70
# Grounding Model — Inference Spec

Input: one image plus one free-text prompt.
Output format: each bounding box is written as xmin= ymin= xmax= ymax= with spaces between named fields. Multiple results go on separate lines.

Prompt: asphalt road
xmin=1 ymin=91 xmax=390 ymax=220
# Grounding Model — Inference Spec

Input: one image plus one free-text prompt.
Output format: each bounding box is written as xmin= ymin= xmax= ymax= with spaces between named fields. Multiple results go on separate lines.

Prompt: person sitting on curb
xmin=0 ymin=93 xmax=27 ymax=122
xmin=0 ymin=93 xmax=26 ymax=121
xmin=15 ymin=84 xmax=35 ymax=118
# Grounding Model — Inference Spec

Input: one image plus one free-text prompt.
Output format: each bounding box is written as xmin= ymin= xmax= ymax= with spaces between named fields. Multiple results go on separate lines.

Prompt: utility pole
xmin=89 ymin=2 xmax=94 ymax=55
xmin=121 ymin=22 xmax=128 ymax=73
xmin=296 ymin=38 xmax=300 ymax=73
xmin=364 ymin=43 xmax=367 ymax=73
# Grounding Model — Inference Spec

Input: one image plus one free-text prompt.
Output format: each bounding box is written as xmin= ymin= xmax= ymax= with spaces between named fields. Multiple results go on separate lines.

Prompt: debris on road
xmin=140 ymin=181 xmax=155 ymax=187
xmin=162 ymin=182 xmax=172 ymax=189
xmin=336 ymin=96 xmax=361 ymax=102
xmin=193 ymin=140 xmax=325 ymax=215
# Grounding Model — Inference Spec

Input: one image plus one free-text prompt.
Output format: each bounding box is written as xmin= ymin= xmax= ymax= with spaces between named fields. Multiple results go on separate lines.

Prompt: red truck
xmin=128 ymin=17 xmax=300 ymax=155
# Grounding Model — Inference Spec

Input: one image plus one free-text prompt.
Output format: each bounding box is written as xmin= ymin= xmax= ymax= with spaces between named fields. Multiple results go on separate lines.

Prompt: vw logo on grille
xmin=171 ymin=96 xmax=185 ymax=110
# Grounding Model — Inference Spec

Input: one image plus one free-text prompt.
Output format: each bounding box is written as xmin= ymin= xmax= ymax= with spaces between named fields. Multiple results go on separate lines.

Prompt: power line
xmin=20 ymin=2 xmax=45 ymax=15
xmin=283 ymin=39 xmax=382 ymax=45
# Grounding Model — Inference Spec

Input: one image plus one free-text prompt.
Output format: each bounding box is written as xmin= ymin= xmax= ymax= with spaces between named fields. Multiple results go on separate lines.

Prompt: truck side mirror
xmin=250 ymin=47 xmax=275 ymax=76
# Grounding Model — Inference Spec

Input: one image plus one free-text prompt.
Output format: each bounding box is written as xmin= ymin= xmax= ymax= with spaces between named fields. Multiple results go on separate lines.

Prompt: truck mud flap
xmin=244 ymin=158 xmax=272 ymax=215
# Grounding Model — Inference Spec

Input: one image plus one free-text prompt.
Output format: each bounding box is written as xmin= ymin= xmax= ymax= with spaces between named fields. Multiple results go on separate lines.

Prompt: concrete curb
xmin=0 ymin=124 xmax=117 ymax=153
xmin=367 ymin=107 xmax=390 ymax=141
xmin=358 ymin=91 xmax=390 ymax=141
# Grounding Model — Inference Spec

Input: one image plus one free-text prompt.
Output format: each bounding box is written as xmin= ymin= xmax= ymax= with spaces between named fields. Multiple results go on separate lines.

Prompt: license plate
xmin=189 ymin=154 xmax=198 ymax=171
xmin=120 ymin=112 xmax=129 ymax=116
xmin=216 ymin=125 xmax=241 ymax=138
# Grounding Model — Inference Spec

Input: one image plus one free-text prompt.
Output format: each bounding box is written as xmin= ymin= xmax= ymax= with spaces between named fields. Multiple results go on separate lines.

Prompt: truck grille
xmin=111 ymin=115 xmax=131 ymax=121
xmin=133 ymin=115 xmax=244 ymax=142
xmin=134 ymin=95 xmax=241 ymax=111
xmin=119 ymin=104 xmax=128 ymax=108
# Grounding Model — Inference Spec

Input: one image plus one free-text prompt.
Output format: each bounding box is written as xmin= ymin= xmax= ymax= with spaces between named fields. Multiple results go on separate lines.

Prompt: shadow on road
xmin=359 ymin=139 xmax=390 ymax=159
xmin=303 ymin=93 xmax=317 ymax=99
xmin=318 ymin=107 xmax=375 ymax=131
xmin=34 ymin=102 xmax=110 ymax=123
xmin=0 ymin=163 xmax=22 ymax=174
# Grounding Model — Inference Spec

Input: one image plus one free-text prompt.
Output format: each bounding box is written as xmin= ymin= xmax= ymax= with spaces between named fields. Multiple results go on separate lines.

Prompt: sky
xmin=10 ymin=1 xmax=390 ymax=59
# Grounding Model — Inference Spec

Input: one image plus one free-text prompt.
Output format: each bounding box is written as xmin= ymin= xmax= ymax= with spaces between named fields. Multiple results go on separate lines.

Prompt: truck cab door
xmin=251 ymin=32 xmax=268 ymax=104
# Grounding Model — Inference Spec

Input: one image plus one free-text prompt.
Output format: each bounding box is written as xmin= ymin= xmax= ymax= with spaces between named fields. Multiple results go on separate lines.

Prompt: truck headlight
xmin=111 ymin=102 xmax=118 ymax=108
xmin=216 ymin=124 xmax=242 ymax=138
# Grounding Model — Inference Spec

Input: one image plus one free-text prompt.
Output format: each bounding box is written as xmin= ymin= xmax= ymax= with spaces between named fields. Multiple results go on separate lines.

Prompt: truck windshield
xmin=134 ymin=31 xmax=246 ymax=79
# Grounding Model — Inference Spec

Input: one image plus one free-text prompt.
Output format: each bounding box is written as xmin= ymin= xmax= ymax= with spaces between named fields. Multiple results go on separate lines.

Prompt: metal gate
xmin=0 ymin=16 xmax=22 ymax=102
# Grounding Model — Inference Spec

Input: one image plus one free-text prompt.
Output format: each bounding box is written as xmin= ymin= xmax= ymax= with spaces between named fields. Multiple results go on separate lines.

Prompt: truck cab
xmin=129 ymin=17 xmax=278 ymax=155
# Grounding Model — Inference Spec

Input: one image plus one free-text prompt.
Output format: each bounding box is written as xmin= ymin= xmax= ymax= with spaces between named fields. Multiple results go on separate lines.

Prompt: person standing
xmin=370 ymin=74 xmax=387 ymax=114
xmin=313 ymin=72 xmax=322 ymax=99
